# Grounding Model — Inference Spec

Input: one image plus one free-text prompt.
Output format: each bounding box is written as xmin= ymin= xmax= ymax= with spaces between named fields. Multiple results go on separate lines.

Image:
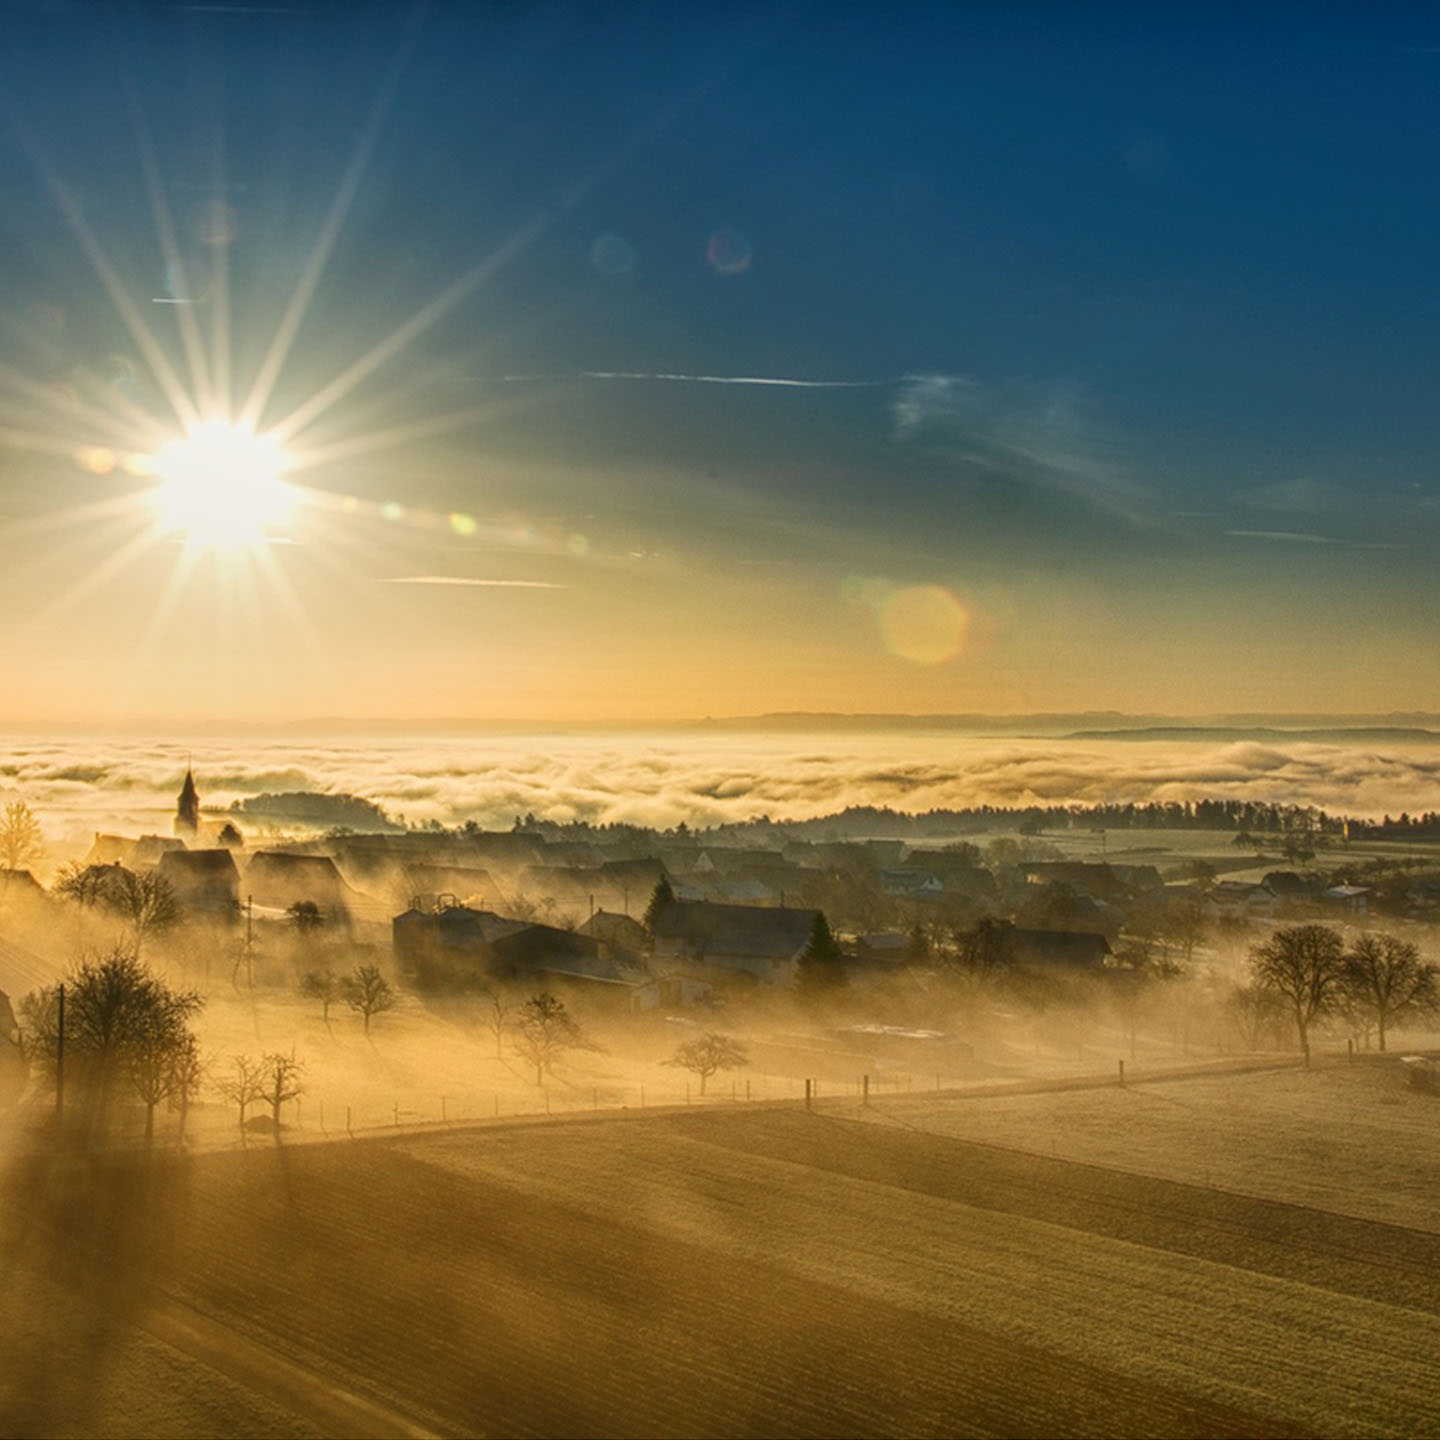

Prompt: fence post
xmin=1118 ymin=1059 xmax=1125 ymax=1087
xmin=346 ymin=1105 xmax=352 ymax=1135
xmin=393 ymin=1101 xmax=399 ymax=1127
xmin=805 ymin=1078 xmax=812 ymax=1111
xmin=1347 ymin=1038 xmax=1355 ymax=1065
xmin=746 ymin=1079 xmax=751 ymax=1101
xmin=863 ymin=1074 xmax=870 ymax=1106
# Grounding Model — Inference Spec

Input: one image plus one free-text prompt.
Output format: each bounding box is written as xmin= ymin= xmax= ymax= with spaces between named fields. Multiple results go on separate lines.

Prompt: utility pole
xmin=245 ymin=893 xmax=254 ymax=988
xmin=55 ymin=982 xmax=65 ymax=1122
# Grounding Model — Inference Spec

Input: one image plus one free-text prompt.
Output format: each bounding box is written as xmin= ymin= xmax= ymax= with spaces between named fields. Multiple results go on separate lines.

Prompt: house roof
xmin=654 ymin=901 xmax=818 ymax=960
xmin=158 ymin=848 xmax=240 ymax=878
xmin=578 ymin=910 xmax=649 ymax=947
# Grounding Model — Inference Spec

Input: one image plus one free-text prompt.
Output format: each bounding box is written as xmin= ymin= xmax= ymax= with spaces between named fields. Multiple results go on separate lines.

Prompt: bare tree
xmin=1342 ymin=933 xmax=1440 ymax=1052
xmin=216 ymin=1054 xmax=267 ymax=1130
xmin=53 ymin=861 xmax=117 ymax=908
xmin=664 ymin=1032 xmax=749 ymax=1095
xmin=299 ymin=967 xmax=342 ymax=1023
xmin=169 ymin=1036 xmax=205 ymax=1144
xmin=343 ymin=963 xmax=394 ymax=1034
xmin=0 ymin=800 xmax=45 ymax=873
xmin=112 ymin=869 xmax=183 ymax=954
xmin=476 ymin=982 xmax=514 ymax=1060
xmin=124 ymin=1004 xmax=196 ymax=1145
xmin=1250 ymin=923 xmax=1347 ymax=1065
xmin=260 ymin=1052 xmax=305 ymax=1128
xmin=512 ymin=992 xmax=593 ymax=1085
xmin=1226 ymin=983 xmax=1288 ymax=1051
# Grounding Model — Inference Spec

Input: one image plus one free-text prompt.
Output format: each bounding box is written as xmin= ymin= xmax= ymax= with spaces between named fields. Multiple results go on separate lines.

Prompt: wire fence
xmin=191 ymin=1066 xmax=973 ymax=1145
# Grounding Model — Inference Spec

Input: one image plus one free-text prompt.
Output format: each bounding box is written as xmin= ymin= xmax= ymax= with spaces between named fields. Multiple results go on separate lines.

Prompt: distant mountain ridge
xmin=1066 ymin=726 xmax=1440 ymax=745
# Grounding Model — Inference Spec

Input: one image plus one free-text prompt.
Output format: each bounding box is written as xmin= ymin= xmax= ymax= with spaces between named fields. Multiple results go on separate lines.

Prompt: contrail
xmin=495 ymin=370 xmax=892 ymax=389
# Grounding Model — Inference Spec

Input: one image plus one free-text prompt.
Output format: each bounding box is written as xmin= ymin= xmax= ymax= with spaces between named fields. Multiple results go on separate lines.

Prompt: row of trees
xmin=20 ymin=945 xmax=203 ymax=1141
xmin=298 ymin=964 xmax=395 ymax=1031
xmin=1249 ymin=925 xmax=1438 ymax=1061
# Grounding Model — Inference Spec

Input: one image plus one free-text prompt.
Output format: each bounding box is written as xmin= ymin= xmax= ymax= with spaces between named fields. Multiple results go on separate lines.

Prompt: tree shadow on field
xmin=0 ymin=1112 xmax=193 ymax=1433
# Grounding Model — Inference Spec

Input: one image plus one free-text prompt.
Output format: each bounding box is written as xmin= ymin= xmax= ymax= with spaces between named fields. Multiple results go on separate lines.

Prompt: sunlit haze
xmin=0 ymin=5 xmax=1434 ymax=726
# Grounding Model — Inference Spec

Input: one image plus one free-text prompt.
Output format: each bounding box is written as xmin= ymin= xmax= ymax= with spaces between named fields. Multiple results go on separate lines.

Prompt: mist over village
xmin=5 ymin=3 xmax=1440 ymax=1439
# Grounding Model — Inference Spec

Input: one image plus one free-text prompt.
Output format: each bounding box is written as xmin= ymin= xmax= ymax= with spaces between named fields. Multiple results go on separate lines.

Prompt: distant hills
xmin=11 ymin=711 xmax=1440 ymax=738
xmin=1065 ymin=726 xmax=1440 ymax=745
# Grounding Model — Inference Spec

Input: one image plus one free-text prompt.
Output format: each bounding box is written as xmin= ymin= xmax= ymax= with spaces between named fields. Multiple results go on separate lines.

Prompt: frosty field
xmin=4 ymin=1061 xmax=1440 ymax=1438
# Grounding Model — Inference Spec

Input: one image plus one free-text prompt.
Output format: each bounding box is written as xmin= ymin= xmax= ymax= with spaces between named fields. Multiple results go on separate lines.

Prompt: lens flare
xmin=149 ymin=420 xmax=294 ymax=550
xmin=878 ymin=585 xmax=969 ymax=665
xmin=706 ymin=228 xmax=752 ymax=275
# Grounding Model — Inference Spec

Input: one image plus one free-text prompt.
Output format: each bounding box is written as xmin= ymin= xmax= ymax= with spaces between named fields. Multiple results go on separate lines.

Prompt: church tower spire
xmin=176 ymin=763 xmax=199 ymax=839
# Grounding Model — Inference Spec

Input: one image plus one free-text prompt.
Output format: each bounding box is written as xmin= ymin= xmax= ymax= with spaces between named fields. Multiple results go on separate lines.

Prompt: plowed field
xmin=5 ymin=1097 xmax=1439 ymax=1437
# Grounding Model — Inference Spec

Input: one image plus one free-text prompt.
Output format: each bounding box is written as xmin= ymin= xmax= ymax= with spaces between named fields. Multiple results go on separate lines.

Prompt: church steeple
xmin=176 ymin=765 xmax=199 ymax=838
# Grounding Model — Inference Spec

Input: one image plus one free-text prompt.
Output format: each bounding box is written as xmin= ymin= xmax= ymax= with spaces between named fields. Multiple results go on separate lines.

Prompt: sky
xmin=1 ymin=2 xmax=1438 ymax=725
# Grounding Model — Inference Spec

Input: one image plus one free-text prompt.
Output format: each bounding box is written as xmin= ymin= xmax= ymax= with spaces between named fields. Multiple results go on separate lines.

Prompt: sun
xmin=149 ymin=420 xmax=296 ymax=550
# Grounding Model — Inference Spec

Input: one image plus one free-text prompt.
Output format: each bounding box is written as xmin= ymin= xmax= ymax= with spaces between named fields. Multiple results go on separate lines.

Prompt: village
xmin=1 ymin=765 xmax=1437 ymax=1136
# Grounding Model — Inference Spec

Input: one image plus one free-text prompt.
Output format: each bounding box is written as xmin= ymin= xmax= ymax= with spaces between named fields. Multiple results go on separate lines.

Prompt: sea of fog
xmin=4 ymin=729 xmax=1440 ymax=855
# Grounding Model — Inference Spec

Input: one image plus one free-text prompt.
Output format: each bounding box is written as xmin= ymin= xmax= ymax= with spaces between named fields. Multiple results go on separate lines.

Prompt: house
xmin=1007 ymin=928 xmax=1113 ymax=971
xmin=157 ymin=848 xmax=240 ymax=919
xmin=84 ymin=833 xmax=185 ymax=868
xmin=244 ymin=851 xmax=357 ymax=921
xmin=709 ymin=878 xmax=779 ymax=906
xmin=1323 ymin=884 xmax=1370 ymax=915
xmin=1021 ymin=862 xmax=1127 ymax=902
xmin=578 ymin=910 xmax=649 ymax=963
xmin=879 ymin=869 xmax=944 ymax=898
xmin=1206 ymin=881 xmax=1278 ymax=918
xmin=403 ymin=864 xmax=497 ymax=908
xmin=652 ymin=901 xmax=819 ymax=985
xmin=851 ymin=932 xmax=911 ymax=966
xmin=0 ymin=869 xmax=44 ymax=900
xmin=393 ymin=900 xmax=613 ymax=990
xmin=628 ymin=973 xmax=714 ymax=1011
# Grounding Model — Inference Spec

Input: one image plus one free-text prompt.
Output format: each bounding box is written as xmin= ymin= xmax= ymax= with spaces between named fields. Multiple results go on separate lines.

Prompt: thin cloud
xmin=891 ymin=373 xmax=1149 ymax=524
xmin=377 ymin=576 xmax=568 ymax=588
xmin=1240 ymin=477 xmax=1342 ymax=515
xmin=491 ymin=371 xmax=887 ymax=389
xmin=1226 ymin=529 xmax=1336 ymax=544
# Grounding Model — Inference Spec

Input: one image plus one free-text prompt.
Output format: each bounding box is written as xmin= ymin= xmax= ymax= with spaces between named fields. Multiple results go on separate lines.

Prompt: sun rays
xmin=0 ymin=34 xmax=581 ymax=709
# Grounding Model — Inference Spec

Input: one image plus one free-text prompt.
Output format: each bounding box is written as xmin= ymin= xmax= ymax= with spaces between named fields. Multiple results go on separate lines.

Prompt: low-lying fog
xmin=7 ymin=727 xmax=1440 ymax=850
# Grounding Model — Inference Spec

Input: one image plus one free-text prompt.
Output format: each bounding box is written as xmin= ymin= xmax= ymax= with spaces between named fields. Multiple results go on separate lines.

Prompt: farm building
xmin=157 ymin=849 xmax=240 ymax=919
xmin=403 ymin=864 xmax=498 ymax=908
xmin=244 ymin=851 xmax=357 ymax=922
xmin=0 ymin=869 xmax=43 ymax=899
xmin=393 ymin=900 xmax=615 ymax=991
xmin=1007 ymin=928 xmax=1112 ymax=971
xmin=84 ymin=833 xmax=186 ymax=869
xmin=652 ymin=901 xmax=820 ymax=985
xmin=578 ymin=910 xmax=649 ymax=963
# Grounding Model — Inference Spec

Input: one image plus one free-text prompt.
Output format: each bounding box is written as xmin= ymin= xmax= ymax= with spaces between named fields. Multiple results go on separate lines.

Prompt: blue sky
xmin=0 ymin=2 xmax=1436 ymax=721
